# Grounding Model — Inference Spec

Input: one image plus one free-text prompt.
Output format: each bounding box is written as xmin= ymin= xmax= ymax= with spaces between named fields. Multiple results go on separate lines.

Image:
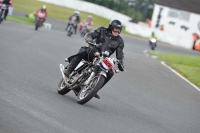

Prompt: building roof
xmin=155 ymin=0 xmax=200 ymax=14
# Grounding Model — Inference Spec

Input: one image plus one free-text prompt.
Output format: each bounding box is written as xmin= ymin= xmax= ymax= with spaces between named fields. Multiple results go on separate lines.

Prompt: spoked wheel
xmin=57 ymin=78 xmax=71 ymax=95
xmin=77 ymin=75 xmax=105 ymax=105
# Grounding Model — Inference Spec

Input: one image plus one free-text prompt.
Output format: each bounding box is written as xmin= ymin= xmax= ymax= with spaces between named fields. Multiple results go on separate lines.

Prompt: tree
xmin=83 ymin=0 xmax=155 ymax=21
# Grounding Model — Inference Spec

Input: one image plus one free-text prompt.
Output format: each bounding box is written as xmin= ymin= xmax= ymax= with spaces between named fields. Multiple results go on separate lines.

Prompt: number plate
xmin=101 ymin=57 xmax=114 ymax=69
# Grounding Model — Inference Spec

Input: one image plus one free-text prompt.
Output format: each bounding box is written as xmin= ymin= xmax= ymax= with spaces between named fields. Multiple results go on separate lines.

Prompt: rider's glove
xmin=118 ymin=61 xmax=125 ymax=71
xmin=84 ymin=33 xmax=93 ymax=44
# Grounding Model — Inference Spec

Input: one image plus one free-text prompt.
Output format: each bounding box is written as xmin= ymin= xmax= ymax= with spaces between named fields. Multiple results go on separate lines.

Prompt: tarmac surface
xmin=0 ymin=19 xmax=200 ymax=133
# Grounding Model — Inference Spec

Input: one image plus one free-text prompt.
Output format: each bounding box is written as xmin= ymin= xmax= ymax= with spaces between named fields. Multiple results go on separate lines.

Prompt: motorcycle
xmin=80 ymin=22 xmax=90 ymax=37
xmin=35 ymin=11 xmax=45 ymax=30
xmin=0 ymin=4 xmax=9 ymax=24
xmin=149 ymin=38 xmax=157 ymax=50
xmin=66 ymin=20 xmax=76 ymax=36
xmin=57 ymin=43 xmax=121 ymax=105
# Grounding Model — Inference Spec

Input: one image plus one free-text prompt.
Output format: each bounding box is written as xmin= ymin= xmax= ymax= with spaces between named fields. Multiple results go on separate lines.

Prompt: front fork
xmin=83 ymin=65 xmax=98 ymax=86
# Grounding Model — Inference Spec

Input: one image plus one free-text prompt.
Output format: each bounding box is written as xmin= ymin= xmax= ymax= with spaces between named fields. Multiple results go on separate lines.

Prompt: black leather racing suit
xmin=67 ymin=26 xmax=125 ymax=88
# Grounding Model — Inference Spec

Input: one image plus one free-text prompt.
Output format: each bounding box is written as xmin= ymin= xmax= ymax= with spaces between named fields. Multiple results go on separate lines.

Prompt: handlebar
xmin=88 ymin=42 xmax=95 ymax=46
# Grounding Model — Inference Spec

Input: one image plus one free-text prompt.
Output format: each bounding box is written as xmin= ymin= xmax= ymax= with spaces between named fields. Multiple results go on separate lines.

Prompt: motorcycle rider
xmin=64 ymin=19 xmax=125 ymax=99
xmin=0 ymin=0 xmax=13 ymax=21
xmin=34 ymin=5 xmax=48 ymax=22
xmin=79 ymin=15 xmax=93 ymax=32
xmin=65 ymin=11 xmax=80 ymax=34
xmin=149 ymin=32 xmax=157 ymax=46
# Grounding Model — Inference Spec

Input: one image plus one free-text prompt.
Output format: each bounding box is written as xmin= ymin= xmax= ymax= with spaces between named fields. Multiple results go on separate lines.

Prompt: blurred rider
xmin=0 ymin=0 xmax=13 ymax=21
xmin=149 ymin=32 xmax=157 ymax=46
xmin=34 ymin=5 xmax=48 ymax=22
xmin=65 ymin=11 xmax=80 ymax=34
xmin=79 ymin=15 xmax=93 ymax=32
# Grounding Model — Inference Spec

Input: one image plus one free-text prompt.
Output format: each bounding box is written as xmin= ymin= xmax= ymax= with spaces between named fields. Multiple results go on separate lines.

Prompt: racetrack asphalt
xmin=0 ymin=20 xmax=200 ymax=133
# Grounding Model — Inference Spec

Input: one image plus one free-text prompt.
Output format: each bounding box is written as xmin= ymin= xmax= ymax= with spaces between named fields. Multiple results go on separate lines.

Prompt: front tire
xmin=67 ymin=26 xmax=72 ymax=36
xmin=35 ymin=22 xmax=39 ymax=30
xmin=57 ymin=78 xmax=71 ymax=95
xmin=77 ymin=75 xmax=105 ymax=105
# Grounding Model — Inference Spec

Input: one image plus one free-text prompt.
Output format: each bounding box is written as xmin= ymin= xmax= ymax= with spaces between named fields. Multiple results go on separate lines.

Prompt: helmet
xmin=74 ymin=11 xmax=79 ymax=15
xmin=108 ymin=19 xmax=122 ymax=33
xmin=42 ymin=5 xmax=46 ymax=10
xmin=88 ymin=15 xmax=92 ymax=19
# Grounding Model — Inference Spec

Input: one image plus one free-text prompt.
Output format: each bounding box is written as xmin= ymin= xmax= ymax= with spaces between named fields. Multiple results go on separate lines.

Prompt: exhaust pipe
xmin=59 ymin=64 xmax=85 ymax=88
xmin=59 ymin=64 xmax=70 ymax=86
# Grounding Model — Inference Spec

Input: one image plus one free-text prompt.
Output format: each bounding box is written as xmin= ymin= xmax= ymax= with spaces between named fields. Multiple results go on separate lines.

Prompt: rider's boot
xmin=94 ymin=94 xmax=100 ymax=99
xmin=64 ymin=56 xmax=81 ymax=77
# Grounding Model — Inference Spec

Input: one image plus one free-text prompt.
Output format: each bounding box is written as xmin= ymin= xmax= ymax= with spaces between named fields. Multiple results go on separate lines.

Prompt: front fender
xmin=99 ymin=71 xmax=107 ymax=78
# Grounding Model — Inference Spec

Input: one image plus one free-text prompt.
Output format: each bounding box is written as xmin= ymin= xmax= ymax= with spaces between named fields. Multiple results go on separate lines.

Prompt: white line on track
xmin=161 ymin=61 xmax=200 ymax=92
xmin=143 ymin=50 xmax=149 ymax=57
xmin=144 ymin=49 xmax=200 ymax=92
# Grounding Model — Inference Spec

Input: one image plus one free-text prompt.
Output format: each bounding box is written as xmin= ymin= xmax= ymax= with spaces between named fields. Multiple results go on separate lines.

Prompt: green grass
xmin=13 ymin=0 xmax=130 ymax=34
xmin=149 ymin=52 xmax=200 ymax=88
xmin=14 ymin=0 xmax=110 ymax=27
xmin=7 ymin=15 xmax=34 ymax=25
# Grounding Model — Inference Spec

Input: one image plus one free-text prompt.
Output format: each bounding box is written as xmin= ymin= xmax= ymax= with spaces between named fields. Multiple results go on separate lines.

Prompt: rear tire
xmin=77 ymin=75 xmax=105 ymax=105
xmin=0 ymin=10 xmax=4 ymax=24
xmin=57 ymin=78 xmax=71 ymax=95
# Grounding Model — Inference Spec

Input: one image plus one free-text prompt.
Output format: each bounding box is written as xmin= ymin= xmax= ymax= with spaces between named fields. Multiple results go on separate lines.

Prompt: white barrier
xmin=125 ymin=21 xmax=193 ymax=49
xmin=9 ymin=6 xmax=13 ymax=15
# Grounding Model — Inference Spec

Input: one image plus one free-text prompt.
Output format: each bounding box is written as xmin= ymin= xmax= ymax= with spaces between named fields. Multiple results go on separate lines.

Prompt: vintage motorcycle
xmin=149 ymin=38 xmax=157 ymax=50
xmin=57 ymin=43 xmax=122 ymax=105
xmin=0 ymin=4 xmax=9 ymax=24
xmin=35 ymin=11 xmax=46 ymax=30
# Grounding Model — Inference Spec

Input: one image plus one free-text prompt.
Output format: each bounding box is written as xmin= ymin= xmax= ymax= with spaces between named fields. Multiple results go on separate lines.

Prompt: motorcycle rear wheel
xmin=0 ymin=10 xmax=4 ymax=24
xmin=77 ymin=75 xmax=105 ymax=105
xmin=57 ymin=78 xmax=71 ymax=95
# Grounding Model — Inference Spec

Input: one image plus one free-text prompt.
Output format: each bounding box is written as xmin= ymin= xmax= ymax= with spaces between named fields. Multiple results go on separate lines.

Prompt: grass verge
xmin=149 ymin=52 xmax=200 ymax=88
xmin=14 ymin=0 xmax=110 ymax=27
xmin=7 ymin=15 xmax=34 ymax=25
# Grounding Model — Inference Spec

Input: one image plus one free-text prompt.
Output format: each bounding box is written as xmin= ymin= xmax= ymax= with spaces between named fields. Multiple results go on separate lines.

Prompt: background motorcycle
xmin=35 ymin=11 xmax=45 ymax=30
xmin=80 ymin=22 xmax=90 ymax=37
xmin=57 ymin=43 xmax=121 ymax=105
xmin=66 ymin=20 xmax=76 ymax=36
xmin=149 ymin=38 xmax=157 ymax=50
xmin=0 ymin=4 xmax=9 ymax=24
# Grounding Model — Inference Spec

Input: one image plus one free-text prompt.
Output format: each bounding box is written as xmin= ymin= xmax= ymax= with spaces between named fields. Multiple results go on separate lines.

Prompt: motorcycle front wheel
xmin=35 ymin=22 xmax=39 ymax=30
xmin=57 ymin=78 xmax=71 ymax=95
xmin=77 ymin=75 xmax=105 ymax=105
xmin=67 ymin=26 xmax=72 ymax=36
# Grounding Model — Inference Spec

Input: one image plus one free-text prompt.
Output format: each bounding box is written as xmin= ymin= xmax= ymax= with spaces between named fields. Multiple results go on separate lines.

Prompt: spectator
xmin=160 ymin=25 xmax=165 ymax=31
xmin=192 ymin=33 xmax=199 ymax=50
